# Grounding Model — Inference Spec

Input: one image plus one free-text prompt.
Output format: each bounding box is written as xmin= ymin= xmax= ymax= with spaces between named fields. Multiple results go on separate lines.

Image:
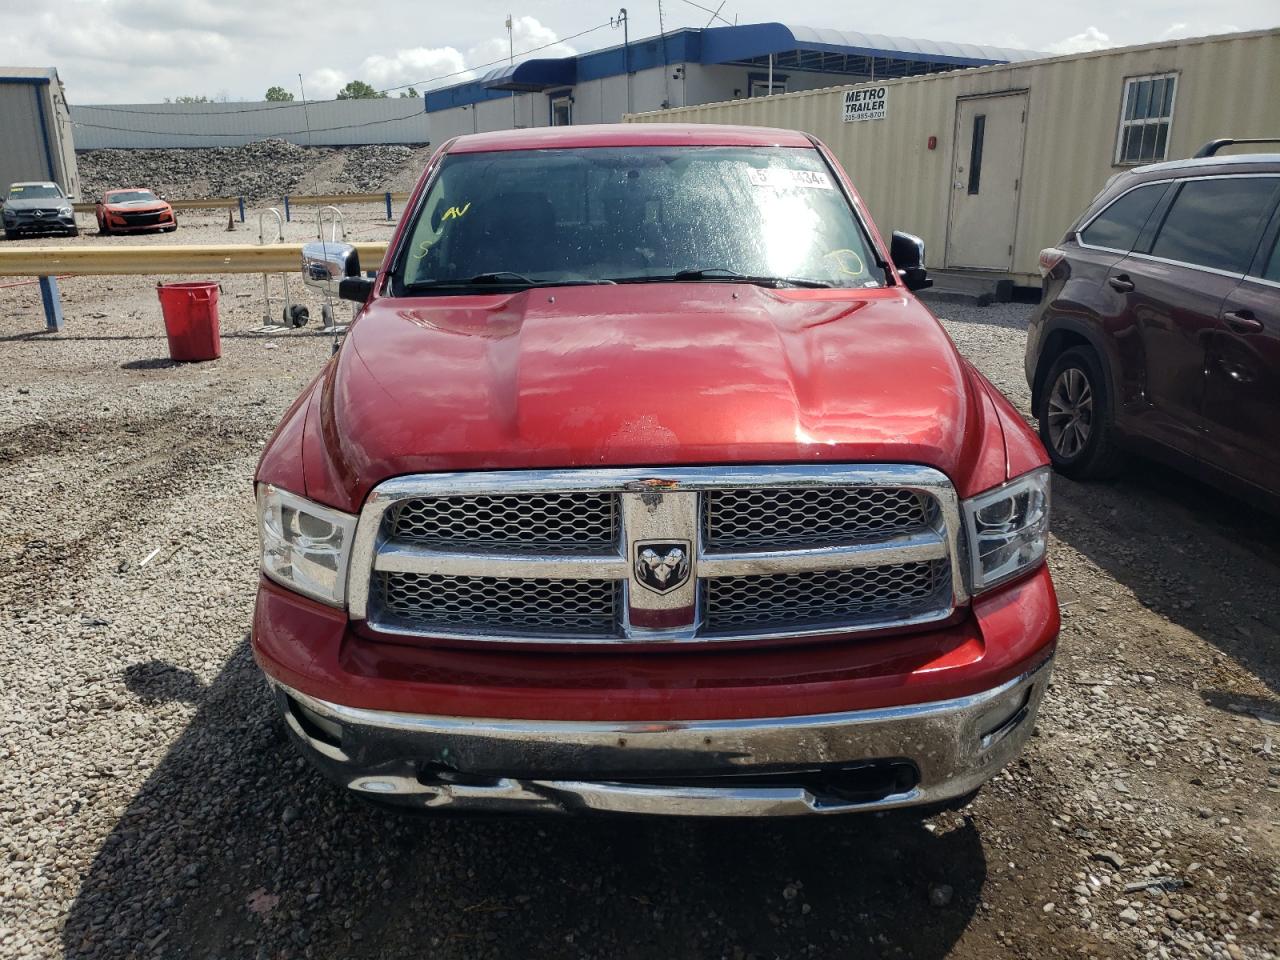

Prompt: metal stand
xmin=257 ymin=208 xmax=308 ymax=329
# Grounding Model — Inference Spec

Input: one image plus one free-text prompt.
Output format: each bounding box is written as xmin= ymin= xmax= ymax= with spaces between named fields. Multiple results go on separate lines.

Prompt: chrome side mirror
xmin=890 ymin=230 xmax=932 ymax=292
xmin=302 ymin=240 xmax=366 ymax=301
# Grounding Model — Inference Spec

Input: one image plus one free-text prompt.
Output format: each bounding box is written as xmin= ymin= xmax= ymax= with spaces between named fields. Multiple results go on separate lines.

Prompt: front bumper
xmin=5 ymin=213 xmax=76 ymax=234
xmin=106 ymin=211 xmax=175 ymax=232
xmin=272 ymin=655 xmax=1052 ymax=816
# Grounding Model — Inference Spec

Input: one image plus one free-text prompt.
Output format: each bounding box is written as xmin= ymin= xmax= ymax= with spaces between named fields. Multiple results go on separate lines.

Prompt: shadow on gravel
xmin=120 ymin=357 xmax=180 ymax=371
xmin=124 ymin=660 xmax=207 ymax=705
xmin=65 ymin=641 xmax=988 ymax=960
xmin=1049 ymin=460 xmax=1280 ymax=694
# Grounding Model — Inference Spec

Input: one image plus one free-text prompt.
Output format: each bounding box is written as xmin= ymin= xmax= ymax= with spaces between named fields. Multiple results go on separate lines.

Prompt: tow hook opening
xmin=979 ymin=686 xmax=1034 ymax=749
xmin=631 ymin=759 xmax=920 ymax=806
xmin=417 ymin=763 xmax=504 ymax=789
xmin=286 ymin=694 xmax=343 ymax=749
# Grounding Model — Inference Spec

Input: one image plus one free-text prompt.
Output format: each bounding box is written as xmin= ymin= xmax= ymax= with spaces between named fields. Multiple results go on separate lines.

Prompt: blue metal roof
xmin=425 ymin=22 xmax=1043 ymax=113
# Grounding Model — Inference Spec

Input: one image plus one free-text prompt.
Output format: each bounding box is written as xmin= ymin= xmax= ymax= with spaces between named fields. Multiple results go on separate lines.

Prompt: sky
xmin=0 ymin=0 xmax=1273 ymax=104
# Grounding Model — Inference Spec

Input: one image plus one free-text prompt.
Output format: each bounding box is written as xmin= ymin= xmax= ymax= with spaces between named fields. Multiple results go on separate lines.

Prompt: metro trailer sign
xmin=843 ymin=86 xmax=888 ymax=122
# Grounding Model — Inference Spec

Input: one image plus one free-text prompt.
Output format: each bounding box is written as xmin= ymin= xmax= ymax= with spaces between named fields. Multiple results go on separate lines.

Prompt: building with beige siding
xmin=628 ymin=28 xmax=1280 ymax=288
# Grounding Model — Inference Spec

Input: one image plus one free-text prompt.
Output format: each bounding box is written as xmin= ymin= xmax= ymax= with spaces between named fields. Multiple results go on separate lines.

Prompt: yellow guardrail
xmin=0 ymin=242 xmax=389 ymax=277
xmin=285 ymin=192 xmax=412 ymax=207
xmin=68 ymin=192 xmax=414 ymax=219
xmin=71 ymin=197 xmax=243 ymax=214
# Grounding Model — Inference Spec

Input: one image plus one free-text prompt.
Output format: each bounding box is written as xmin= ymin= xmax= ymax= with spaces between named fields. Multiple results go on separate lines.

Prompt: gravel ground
xmin=0 ymin=217 xmax=1277 ymax=959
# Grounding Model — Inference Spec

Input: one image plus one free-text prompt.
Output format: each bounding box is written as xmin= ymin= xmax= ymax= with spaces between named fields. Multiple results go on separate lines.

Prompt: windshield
xmin=107 ymin=190 xmax=157 ymax=203
xmin=395 ymin=146 xmax=884 ymax=292
xmin=8 ymin=185 xmax=62 ymax=200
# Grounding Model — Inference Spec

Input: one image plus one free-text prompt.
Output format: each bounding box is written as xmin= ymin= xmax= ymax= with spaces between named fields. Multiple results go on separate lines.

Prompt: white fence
xmin=70 ymin=99 xmax=431 ymax=149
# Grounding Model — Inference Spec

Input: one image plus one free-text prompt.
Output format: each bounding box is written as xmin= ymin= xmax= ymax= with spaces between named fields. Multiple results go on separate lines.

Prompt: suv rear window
xmin=1079 ymin=182 xmax=1167 ymax=251
xmin=395 ymin=145 xmax=884 ymax=292
xmin=1149 ymin=176 xmax=1280 ymax=274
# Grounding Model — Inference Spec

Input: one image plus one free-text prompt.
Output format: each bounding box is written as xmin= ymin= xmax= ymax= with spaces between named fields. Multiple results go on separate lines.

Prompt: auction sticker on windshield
xmin=745 ymin=168 xmax=832 ymax=190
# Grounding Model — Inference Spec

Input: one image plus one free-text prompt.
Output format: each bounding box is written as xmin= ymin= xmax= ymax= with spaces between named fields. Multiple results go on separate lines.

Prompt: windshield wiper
xmin=611 ymin=268 xmax=833 ymax=289
xmin=405 ymin=272 xmax=612 ymax=291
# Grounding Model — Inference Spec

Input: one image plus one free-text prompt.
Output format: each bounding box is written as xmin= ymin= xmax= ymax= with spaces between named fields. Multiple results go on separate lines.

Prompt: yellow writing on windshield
xmin=441 ymin=202 xmax=471 ymax=222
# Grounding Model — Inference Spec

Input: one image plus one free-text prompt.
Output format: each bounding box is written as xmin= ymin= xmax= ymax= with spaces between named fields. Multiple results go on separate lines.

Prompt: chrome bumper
xmin=273 ymin=656 xmax=1051 ymax=817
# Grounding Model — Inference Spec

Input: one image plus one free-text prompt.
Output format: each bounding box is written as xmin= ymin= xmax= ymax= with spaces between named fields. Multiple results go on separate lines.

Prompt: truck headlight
xmin=257 ymin=484 xmax=357 ymax=606
xmin=962 ymin=467 xmax=1051 ymax=592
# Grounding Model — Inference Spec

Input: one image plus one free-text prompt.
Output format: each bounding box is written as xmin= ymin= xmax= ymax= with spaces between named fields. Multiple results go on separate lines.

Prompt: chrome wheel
xmin=1046 ymin=366 xmax=1094 ymax=458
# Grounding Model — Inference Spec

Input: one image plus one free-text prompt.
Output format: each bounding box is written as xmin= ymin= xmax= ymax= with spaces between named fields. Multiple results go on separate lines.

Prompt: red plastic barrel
xmin=156 ymin=282 xmax=221 ymax=362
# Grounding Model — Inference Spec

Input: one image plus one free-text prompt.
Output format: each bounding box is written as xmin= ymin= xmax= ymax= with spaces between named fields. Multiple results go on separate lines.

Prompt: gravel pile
xmin=0 ymin=243 xmax=1276 ymax=959
xmin=339 ymin=145 xmax=417 ymax=193
xmin=76 ymin=141 xmax=426 ymax=202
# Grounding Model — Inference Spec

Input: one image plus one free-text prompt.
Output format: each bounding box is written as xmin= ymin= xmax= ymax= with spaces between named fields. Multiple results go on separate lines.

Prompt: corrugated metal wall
xmin=71 ymin=98 xmax=431 ymax=149
xmin=0 ymin=71 xmax=79 ymax=197
xmin=628 ymin=28 xmax=1280 ymax=283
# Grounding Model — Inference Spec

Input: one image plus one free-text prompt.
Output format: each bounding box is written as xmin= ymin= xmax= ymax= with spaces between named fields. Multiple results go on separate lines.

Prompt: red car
xmin=95 ymin=188 xmax=177 ymax=235
xmin=254 ymin=124 xmax=1059 ymax=817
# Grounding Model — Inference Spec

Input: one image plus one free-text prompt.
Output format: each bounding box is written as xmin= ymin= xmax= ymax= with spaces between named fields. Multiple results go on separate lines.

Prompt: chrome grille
xmin=378 ymin=572 xmax=618 ymax=637
xmin=704 ymin=560 xmax=951 ymax=634
xmin=353 ymin=466 xmax=965 ymax=644
xmin=703 ymin=487 xmax=935 ymax=549
xmin=390 ymin=492 xmax=618 ymax=552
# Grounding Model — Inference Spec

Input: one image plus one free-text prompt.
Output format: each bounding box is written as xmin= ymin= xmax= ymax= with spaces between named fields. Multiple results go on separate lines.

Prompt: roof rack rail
xmin=1193 ymin=138 xmax=1280 ymax=158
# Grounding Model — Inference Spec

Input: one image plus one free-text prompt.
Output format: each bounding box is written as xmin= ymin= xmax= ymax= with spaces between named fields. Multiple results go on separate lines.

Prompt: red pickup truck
xmin=254 ymin=124 xmax=1058 ymax=817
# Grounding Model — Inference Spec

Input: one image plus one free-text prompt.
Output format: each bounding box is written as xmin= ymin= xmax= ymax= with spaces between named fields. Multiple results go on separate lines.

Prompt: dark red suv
xmin=1026 ymin=140 xmax=1280 ymax=510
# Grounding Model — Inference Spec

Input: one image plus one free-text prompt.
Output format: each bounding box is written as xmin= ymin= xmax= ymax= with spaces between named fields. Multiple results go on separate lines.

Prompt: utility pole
xmin=612 ymin=9 xmax=631 ymax=115
xmin=506 ymin=14 xmax=517 ymax=127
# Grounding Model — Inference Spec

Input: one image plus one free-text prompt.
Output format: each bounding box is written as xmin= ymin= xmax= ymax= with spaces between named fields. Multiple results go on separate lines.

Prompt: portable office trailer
xmin=0 ymin=67 xmax=79 ymax=199
xmin=628 ymin=28 xmax=1280 ymax=286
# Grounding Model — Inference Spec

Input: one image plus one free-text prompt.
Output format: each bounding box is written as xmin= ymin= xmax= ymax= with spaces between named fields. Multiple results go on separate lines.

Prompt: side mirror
xmin=302 ymin=240 xmax=372 ymax=302
xmin=890 ymin=231 xmax=933 ymax=292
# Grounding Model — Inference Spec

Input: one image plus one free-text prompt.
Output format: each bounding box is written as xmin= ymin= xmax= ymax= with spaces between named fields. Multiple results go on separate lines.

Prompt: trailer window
xmin=1115 ymin=74 xmax=1177 ymax=165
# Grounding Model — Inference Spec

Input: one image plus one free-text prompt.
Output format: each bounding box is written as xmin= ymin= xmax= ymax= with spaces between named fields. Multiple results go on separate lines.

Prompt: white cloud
xmin=1046 ymin=26 xmax=1115 ymax=55
xmin=358 ymin=46 xmax=471 ymax=93
xmin=464 ymin=15 xmax=577 ymax=69
xmin=302 ymin=68 xmax=349 ymax=102
xmin=1158 ymin=21 xmax=1243 ymax=40
xmin=39 ymin=7 xmax=234 ymax=68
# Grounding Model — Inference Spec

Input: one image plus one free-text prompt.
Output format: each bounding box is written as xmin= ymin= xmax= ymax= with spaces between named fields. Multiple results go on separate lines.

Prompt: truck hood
xmin=305 ymin=283 xmax=997 ymax=510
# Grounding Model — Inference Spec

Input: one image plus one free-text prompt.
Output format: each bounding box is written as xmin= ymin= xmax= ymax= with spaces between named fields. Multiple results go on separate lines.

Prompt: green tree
xmin=336 ymin=80 xmax=387 ymax=100
xmin=264 ymin=86 xmax=294 ymax=102
xmin=398 ymin=87 xmax=419 ymax=98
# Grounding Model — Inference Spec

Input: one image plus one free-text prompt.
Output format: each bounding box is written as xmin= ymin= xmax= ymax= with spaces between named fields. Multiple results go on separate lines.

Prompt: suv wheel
xmin=1037 ymin=347 xmax=1122 ymax=479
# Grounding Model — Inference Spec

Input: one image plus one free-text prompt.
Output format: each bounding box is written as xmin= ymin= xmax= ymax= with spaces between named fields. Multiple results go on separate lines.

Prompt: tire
xmin=1035 ymin=346 xmax=1123 ymax=479
xmin=3 ymin=229 xmax=16 ymax=241
xmin=65 ymin=226 xmax=79 ymax=238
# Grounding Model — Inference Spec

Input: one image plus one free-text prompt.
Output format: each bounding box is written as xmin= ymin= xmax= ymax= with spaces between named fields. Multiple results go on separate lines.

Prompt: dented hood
xmin=307 ymin=283 xmax=992 ymax=509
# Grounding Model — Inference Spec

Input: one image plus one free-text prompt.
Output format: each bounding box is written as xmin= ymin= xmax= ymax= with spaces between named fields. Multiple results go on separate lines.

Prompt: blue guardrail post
xmin=284 ymin=196 xmax=291 ymax=222
xmin=39 ymin=276 xmax=64 ymax=332
xmin=238 ymin=196 xmax=246 ymax=222
xmin=385 ymin=192 xmax=393 ymax=220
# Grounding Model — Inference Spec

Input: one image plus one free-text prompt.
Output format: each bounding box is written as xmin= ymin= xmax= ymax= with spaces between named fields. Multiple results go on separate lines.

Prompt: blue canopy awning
xmin=481 ymin=58 xmax=577 ymax=92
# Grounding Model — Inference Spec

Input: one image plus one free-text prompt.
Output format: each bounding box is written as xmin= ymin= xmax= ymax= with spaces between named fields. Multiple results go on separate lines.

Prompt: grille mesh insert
xmin=703 ymin=487 xmax=935 ymax=549
xmin=704 ymin=560 xmax=950 ymax=633
xmin=378 ymin=572 xmax=618 ymax=637
xmin=390 ymin=493 xmax=618 ymax=553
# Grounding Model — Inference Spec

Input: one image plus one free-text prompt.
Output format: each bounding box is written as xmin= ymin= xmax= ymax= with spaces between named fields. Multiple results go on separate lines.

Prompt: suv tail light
xmin=1038 ymin=248 xmax=1066 ymax=277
